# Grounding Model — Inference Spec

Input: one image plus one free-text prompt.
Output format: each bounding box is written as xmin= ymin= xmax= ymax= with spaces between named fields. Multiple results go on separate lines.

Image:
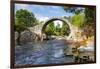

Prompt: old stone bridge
xmin=27 ymin=17 xmax=79 ymax=41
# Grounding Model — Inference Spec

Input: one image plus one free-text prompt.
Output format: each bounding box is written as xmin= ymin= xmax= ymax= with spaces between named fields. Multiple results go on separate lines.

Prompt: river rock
xmin=20 ymin=30 xmax=35 ymax=44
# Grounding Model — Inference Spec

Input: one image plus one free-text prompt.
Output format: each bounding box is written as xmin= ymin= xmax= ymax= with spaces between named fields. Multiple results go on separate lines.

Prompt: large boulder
xmin=15 ymin=30 xmax=38 ymax=45
xmin=20 ymin=30 xmax=35 ymax=44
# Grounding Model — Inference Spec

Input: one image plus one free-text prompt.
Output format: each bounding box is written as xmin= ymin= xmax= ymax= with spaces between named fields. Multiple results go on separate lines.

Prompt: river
xmin=15 ymin=39 xmax=74 ymax=66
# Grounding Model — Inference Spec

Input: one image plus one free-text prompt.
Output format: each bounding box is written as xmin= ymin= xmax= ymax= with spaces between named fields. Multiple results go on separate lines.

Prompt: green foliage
xmin=71 ymin=14 xmax=85 ymax=28
xmin=15 ymin=9 xmax=37 ymax=32
xmin=61 ymin=23 xmax=70 ymax=36
xmin=15 ymin=9 xmax=37 ymax=45
xmin=84 ymin=7 xmax=96 ymax=23
xmin=82 ymin=7 xmax=96 ymax=37
xmin=45 ymin=21 xmax=70 ymax=36
xmin=63 ymin=7 xmax=84 ymax=15
xmin=55 ymin=23 xmax=61 ymax=34
xmin=63 ymin=6 xmax=96 ymax=37
xmin=45 ymin=22 xmax=55 ymax=35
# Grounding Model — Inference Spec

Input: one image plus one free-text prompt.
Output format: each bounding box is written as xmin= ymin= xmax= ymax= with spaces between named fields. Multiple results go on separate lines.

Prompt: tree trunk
xmin=17 ymin=31 xmax=21 ymax=45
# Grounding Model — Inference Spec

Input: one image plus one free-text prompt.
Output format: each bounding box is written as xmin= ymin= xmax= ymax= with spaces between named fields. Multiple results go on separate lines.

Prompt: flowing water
xmin=15 ymin=39 xmax=74 ymax=66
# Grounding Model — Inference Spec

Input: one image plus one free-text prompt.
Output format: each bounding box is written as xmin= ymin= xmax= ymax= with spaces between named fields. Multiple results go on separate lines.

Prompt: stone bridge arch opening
xmin=41 ymin=18 xmax=73 ymax=39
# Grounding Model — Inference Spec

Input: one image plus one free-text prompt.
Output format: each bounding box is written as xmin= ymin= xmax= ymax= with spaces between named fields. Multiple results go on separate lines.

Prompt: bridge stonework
xmin=28 ymin=17 xmax=76 ymax=41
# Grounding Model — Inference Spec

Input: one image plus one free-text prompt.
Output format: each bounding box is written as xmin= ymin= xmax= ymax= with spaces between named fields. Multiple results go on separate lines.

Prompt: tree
xmin=63 ymin=6 xmax=96 ymax=37
xmin=15 ymin=9 xmax=37 ymax=45
xmin=82 ymin=7 xmax=96 ymax=37
xmin=56 ymin=23 xmax=61 ymax=33
xmin=63 ymin=7 xmax=85 ymax=28
xmin=71 ymin=14 xmax=85 ymax=28
xmin=84 ymin=7 xmax=96 ymax=23
xmin=45 ymin=22 xmax=55 ymax=35
xmin=63 ymin=7 xmax=84 ymax=15
xmin=61 ymin=23 xmax=70 ymax=36
xmin=63 ymin=7 xmax=95 ymax=23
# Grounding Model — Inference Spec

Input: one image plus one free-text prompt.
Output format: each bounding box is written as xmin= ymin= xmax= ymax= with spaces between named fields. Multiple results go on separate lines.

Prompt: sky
xmin=15 ymin=3 xmax=74 ymax=22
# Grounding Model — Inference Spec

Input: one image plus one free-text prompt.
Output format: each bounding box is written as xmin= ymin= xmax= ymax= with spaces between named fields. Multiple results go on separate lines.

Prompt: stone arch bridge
xmin=28 ymin=17 xmax=78 ymax=41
